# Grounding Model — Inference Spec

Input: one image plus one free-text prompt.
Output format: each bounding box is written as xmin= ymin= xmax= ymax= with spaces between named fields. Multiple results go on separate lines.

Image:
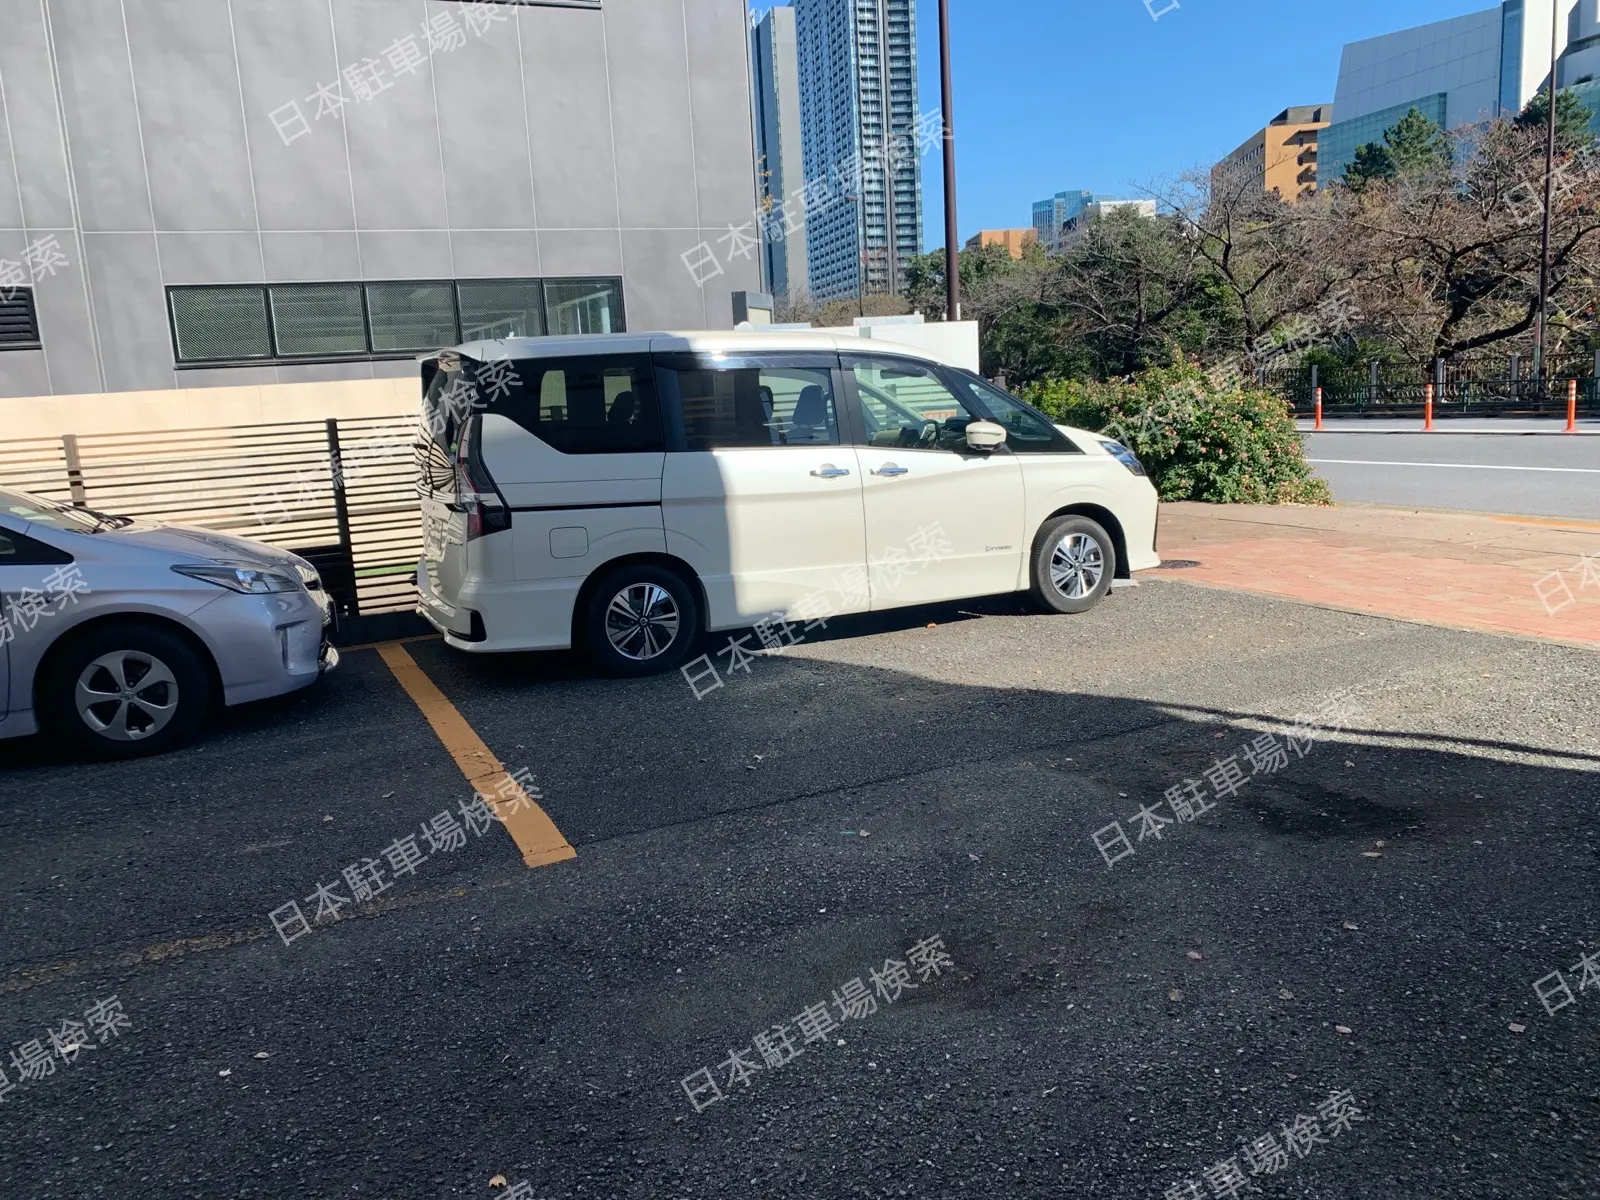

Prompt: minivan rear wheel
xmin=582 ymin=564 xmax=701 ymax=677
xmin=40 ymin=621 xmax=212 ymax=758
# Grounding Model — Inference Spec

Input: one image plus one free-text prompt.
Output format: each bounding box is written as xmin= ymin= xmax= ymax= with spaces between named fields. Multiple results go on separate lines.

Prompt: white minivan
xmin=414 ymin=332 xmax=1159 ymax=675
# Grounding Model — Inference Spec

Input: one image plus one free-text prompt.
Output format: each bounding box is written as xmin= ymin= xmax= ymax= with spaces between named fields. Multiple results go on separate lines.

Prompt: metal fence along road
xmin=0 ymin=415 xmax=421 ymax=617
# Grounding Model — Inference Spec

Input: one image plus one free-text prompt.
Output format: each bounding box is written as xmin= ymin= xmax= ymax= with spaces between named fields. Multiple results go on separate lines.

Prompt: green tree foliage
xmin=1515 ymin=85 xmax=1598 ymax=152
xmin=1381 ymin=107 xmax=1451 ymax=176
xmin=1024 ymin=359 xmax=1331 ymax=505
xmin=1344 ymin=141 xmax=1397 ymax=187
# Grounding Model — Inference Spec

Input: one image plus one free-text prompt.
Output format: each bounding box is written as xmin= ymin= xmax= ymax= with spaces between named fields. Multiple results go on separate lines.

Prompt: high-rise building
xmin=1031 ymin=190 xmax=1095 ymax=253
xmin=1215 ymin=105 xmax=1333 ymax=201
xmin=751 ymin=6 xmax=808 ymax=303
xmin=1321 ymin=1 xmax=1583 ymax=185
xmin=794 ymin=0 xmax=923 ymax=302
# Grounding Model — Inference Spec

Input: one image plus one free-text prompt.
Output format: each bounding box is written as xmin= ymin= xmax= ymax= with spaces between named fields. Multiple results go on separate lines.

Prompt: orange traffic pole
xmin=1314 ymin=386 xmax=1324 ymax=430
xmin=1423 ymin=382 xmax=1434 ymax=431
xmin=1567 ymin=378 xmax=1579 ymax=433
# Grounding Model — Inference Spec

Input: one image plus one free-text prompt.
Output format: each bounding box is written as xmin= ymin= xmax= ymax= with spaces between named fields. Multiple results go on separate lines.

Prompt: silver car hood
xmin=101 ymin=522 xmax=305 ymax=568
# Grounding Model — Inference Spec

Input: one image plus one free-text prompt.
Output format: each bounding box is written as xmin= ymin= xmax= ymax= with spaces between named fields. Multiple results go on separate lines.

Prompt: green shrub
xmin=1024 ymin=360 xmax=1332 ymax=505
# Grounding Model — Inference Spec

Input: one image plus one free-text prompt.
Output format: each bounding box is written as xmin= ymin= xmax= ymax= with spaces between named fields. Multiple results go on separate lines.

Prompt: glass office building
xmin=1321 ymin=1 xmax=1581 ymax=185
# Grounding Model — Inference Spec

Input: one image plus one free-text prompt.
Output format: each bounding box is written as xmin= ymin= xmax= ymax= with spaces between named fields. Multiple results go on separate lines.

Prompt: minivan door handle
xmin=871 ymin=463 xmax=909 ymax=477
xmin=809 ymin=464 xmax=852 ymax=478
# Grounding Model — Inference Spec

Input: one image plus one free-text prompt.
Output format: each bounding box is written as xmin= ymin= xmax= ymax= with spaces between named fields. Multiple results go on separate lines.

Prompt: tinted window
xmin=366 ymin=282 xmax=459 ymax=352
xmin=851 ymin=359 xmax=978 ymax=453
xmin=458 ymin=279 xmax=544 ymax=340
xmin=0 ymin=527 xmax=73 ymax=564
xmin=545 ymin=279 xmax=625 ymax=335
xmin=270 ymin=283 xmax=367 ymax=357
xmin=663 ymin=362 xmax=840 ymax=450
xmin=953 ymin=371 xmax=1081 ymax=453
xmin=488 ymin=355 xmax=662 ymax=455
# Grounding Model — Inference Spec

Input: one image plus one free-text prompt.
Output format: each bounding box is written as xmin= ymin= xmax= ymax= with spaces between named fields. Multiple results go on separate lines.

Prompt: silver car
xmin=0 ymin=486 xmax=337 ymax=758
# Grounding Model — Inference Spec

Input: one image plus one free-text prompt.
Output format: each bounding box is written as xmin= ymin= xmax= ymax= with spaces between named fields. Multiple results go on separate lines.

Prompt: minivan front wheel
xmin=582 ymin=564 xmax=701 ymax=677
xmin=1027 ymin=515 xmax=1116 ymax=615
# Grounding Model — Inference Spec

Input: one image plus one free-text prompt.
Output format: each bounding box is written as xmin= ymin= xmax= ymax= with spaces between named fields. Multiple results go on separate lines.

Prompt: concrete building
xmin=0 ymin=0 xmax=760 ymax=401
xmin=751 ymin=6 xmax=808 ymax=304
xmin=1215 ymin=105 xmax=1334 ymax=202
xmin=794 ymin=0 xmax=923 ymax=302
xmin=1321 ymin=1 xmax=1582 ymax=185
xmin=1031 ymin=189 xmax=1094 ymax=253
xmin=964 ymin=229 xmax=1039 ymax=259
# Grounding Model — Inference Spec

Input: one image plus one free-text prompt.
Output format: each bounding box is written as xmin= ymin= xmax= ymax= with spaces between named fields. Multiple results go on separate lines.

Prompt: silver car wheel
xmin=604 ymin=583 xmax=681 ymax=662
xmin=1049 ymin=533 xmax=1106 ymax=600
xmin=74 ymin=650 xmax=181 ymax=742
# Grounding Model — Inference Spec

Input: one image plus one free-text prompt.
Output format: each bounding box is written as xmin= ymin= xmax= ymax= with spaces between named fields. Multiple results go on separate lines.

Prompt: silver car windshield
xmin=0 ymin=486 xmax=106 ymax=533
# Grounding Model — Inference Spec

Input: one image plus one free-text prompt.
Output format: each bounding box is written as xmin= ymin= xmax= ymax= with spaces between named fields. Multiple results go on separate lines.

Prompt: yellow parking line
xmin=375 ymin=642 xmax=576 ymax=869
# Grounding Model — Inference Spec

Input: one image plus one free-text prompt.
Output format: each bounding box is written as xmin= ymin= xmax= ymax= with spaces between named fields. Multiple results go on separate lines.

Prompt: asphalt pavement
xmin=1 ymin=581 xmax=1597 ymax=1200
xmin=1300 ymin=419 xmax=1600 ymax=519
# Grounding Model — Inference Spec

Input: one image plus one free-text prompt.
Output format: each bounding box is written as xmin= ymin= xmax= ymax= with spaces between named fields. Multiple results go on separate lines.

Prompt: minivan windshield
xmin=0 ymin=486 xmax=114 ymax=533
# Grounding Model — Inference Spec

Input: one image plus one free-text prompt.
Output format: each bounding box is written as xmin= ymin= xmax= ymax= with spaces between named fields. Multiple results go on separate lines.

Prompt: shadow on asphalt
xmin=1 ymin=630 xmax=1598 ymax=1199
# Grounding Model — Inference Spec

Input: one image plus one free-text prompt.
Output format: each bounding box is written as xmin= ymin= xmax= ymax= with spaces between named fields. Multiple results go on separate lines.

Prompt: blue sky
xmin=747 ymin=0 xmax=1497 ymax=246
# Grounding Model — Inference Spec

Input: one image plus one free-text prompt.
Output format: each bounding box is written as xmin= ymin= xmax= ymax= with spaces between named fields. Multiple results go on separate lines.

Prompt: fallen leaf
xmin=1279 ymin=988 xmax=1295 ymax=1000
xmin=1361 ymin=851 xmax=1383 ymax=858
xmin=1168 ymin=989 xmax=1184 ymax=1002
xmin=1335 ymin=1025 xmax=1353 ymax=1035
xmin=253 ymin=1052 xmax=270 ymax=1060
xmin=1186 ymin=950 xmax=1203 ymax=961
xmin=488 ymin=1175 xmax=508 ymax=1189
xmin=1509 ymin=1023 xmax=1526 ymax=1034
xmin=1342 ymin=922 xmax=1359 ymax=931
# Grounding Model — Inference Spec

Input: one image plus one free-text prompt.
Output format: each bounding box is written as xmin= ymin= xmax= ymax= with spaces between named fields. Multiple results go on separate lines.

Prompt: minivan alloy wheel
xmin=75 ymin=650 xmax=181 ymax=741
xmin=604 ymin=583 xmax=681 ymax=661
xmin=1050 ymin=533 xmax=1105 ymax=600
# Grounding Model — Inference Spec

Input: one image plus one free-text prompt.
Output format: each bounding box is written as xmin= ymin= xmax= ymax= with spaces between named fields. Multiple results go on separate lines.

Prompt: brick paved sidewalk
xmin=1146 ymin=502 xmax=1600 ymax=648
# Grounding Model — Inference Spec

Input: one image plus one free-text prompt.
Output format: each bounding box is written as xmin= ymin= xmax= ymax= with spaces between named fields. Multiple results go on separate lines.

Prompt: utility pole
xmin=1534 ymin=0 xmax=1560 ymax=387
xmin=938 ymin=0 xmax=960 ymax=321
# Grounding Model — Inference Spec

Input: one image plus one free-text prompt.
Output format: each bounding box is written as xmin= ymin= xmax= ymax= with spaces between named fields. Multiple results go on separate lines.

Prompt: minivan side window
xmin=952 ymin=371 xmax=1082 ymax=453
xmin=660 ymin=361 xmax=840 ymax=450
xmin=482 ymin=355 xmax=662 ymax=455
xmin=850 ymin=359 xmax=979 ymax=453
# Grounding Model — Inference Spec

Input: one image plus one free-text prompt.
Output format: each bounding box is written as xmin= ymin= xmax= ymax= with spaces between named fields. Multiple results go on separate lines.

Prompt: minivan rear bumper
xmin=420 ymin=571 xmax=584 ymax=653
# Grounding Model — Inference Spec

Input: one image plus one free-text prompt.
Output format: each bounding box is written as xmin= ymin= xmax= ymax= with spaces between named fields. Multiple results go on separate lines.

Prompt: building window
xmin=167 ymin=277 xmax=624 ymax=366
xmin=0 ymin=288 xmax=44 ymax=351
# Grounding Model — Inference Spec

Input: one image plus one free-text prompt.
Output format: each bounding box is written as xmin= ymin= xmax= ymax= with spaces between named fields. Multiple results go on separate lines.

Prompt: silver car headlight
xmin=173 ymin=562 xmax=300 ymax=594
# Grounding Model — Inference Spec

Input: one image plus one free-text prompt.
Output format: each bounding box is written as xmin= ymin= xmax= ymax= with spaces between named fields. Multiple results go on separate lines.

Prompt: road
xmin=1 ymin=582 xmax=1598 ymax=1199
xmin=1300 ymin=419 xmax=1600 ymax=519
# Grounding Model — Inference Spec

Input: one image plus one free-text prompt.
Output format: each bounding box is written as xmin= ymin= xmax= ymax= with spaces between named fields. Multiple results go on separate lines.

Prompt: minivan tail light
xmin=456 ymin=414 xmax=511 ymax=541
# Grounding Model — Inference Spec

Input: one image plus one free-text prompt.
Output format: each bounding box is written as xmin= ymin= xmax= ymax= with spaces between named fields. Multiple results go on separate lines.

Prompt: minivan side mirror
xmin=965 ymin=420 xmax=1006 ymax=452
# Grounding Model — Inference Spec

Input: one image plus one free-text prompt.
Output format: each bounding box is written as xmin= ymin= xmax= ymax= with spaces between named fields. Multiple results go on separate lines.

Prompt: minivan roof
xmin=437 ymin=330 xmax=957 ymax=367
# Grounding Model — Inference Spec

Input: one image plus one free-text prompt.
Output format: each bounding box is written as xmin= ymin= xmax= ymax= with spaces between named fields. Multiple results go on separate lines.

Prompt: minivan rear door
xmin=416 ymin=353 xmax=473 ymax=628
